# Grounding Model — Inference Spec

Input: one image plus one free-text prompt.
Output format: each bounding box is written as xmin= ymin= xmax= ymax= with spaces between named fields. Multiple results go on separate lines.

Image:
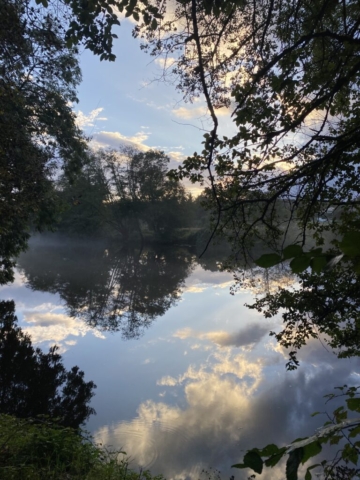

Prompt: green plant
xmin=0 ymin=414 xmax=165 ymax=480
xmin=232 ymin=386 xmax=360 ymax=480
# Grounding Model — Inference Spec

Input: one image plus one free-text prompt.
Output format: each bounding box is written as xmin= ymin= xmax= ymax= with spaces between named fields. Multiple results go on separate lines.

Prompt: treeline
xmin=54 ymin=148 xmax=209 ymax=243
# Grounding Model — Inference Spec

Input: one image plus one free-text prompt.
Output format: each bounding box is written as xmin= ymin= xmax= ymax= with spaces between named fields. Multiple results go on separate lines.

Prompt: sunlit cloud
xmin=75 ymin=107 xmax=107 ymax=129
xmin=173 ymin=323 xmax=270 ymax=350
xmin=22 ymin=311 xmax=105 ymax=351
xmin=172 ymin=106 xmax=207 ymax=119
xmin=95 ymin=352 xmax=263 ymax=478
xmin=90 ymin=129 xmax=151 ymax=151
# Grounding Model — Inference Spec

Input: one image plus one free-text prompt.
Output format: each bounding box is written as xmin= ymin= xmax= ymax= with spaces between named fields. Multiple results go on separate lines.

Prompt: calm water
xmin=1 ymin=235 xmax=359 ymax=480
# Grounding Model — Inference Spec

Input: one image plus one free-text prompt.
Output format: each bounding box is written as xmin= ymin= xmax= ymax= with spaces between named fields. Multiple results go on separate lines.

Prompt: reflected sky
xmin=1 ymin=237 xmax=359 ymax=480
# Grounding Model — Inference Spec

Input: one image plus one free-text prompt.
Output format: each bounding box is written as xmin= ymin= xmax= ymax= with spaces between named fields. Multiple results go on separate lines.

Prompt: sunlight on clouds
xmin=183 ymin=285 xmax=207 ymax=293
xmin=155 ymin=57 xmax=177 ymax=70
xmin=90 ymin=129 xmax=151 ymax=151
xmin=173 ymin=323 xmax=270 ymax=350
xmin=172 ymin=106 xmax=207 ymax=119
xmin=167 ymin=151 xmax=185 ymax=162
xmin=95 ymin=352 xmax=263 ymax=478
xmin=75 ymin=107 xmax=107 ymax=129
xmin=22 ymin=312 xmax=105 ymax=350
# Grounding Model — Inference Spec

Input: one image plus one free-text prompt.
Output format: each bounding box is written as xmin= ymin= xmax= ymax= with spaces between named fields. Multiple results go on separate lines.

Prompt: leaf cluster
xmin=233 ymin=385 xmax=360 ymax=480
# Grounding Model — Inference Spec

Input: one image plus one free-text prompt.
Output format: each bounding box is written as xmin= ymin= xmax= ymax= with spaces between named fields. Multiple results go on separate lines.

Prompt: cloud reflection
xmin=23 ymin=311 xmax=105 ymax=351
xmin=174 ymin=323 xmax=270 ymax=349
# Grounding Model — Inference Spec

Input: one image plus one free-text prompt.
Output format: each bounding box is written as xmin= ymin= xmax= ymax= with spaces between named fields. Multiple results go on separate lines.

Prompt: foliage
xmin=232 ymin=385 xmax=360 ymax=480
xmin=0 ymin=0 xmax=89 ymax=284
xmin=57 ymin=148 xmax=193 ymax=240
xmin=0 ymin=300 xmax=96 ymax=428
xmin=139 ymin=0 xmax=360 ymax=251
xmin=57 ymin=152 xmax=110 ymax=235
xmin=17 ymin=241 xmax=194 ymax=337
xmin=38 ymin=0 xmax=162 ymax=61
xmin=0 ymin=413 xmax=165 ymax=480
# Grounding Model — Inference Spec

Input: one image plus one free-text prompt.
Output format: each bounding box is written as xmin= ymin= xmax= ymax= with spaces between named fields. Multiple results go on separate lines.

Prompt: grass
xmin=0 ymin=414 xmax=164 ymax=480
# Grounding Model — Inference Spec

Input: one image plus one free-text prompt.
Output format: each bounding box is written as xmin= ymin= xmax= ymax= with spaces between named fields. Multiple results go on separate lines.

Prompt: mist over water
xmin=1 ymin=235 xmax=358 ymax=479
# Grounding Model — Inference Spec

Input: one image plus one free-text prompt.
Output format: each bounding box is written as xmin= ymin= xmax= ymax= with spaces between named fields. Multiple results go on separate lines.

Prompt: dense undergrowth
xmin=0 ymin=414 xmax=164 ymax=480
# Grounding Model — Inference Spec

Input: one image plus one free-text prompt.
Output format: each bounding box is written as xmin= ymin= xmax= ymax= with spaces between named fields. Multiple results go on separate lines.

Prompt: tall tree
xmin=0 ymin=0 xmax=89 ymax=284
xmin=101 ymin=148 xmax=190 ymax=239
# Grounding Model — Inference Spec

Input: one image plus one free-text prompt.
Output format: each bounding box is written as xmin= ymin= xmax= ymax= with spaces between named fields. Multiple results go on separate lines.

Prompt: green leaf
xmin=339 ymin=232 xmax=360 ymax=257
xmin=329 ymin=435 xmax=343 ymax=445
xmin=286 ymin=448 xmax=303 ymax=480
xmin=301 ymin=441 xmax=322 ymax=464
xmin=265 ymin=448 xmax=287 ymax=467
xmin=342 ymin=444 xmax=358 ymax=465
xmin=258 ymin=444 xmax=281 ymax=456
xmin=283 ymin=245 xmax=303 ymax=259
xmin=349 ymin=425 xmax=360 ymax=438
xmin=255 ymin=253 xmax=282 ymax=268
xmin=310 ymin=256 xmax=328 ymax=273
xmin=231 ymin=463 xmax=247 ymax=469
xmin=346 ymin=398 xmax=360 ymax=412
xmin=305 ymin=464 xmax=321 ymax=480
xmin=243 ymin=450 xmax=263 ymax=474
xmin=311 ymin=411 xmax=321 ymax=417
xmin=289 ymin=256 xmax=311 ymax=273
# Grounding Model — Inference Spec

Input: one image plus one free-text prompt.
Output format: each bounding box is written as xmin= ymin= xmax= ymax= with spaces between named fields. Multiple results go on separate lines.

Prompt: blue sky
xmin=72 ymin=19 xmax=237 ymax=195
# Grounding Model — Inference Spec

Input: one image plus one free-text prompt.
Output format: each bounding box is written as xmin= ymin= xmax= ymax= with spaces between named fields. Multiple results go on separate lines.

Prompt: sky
xmin=72 ymin=18 xmax=236 ymax=195
xmin=2 ymin=242 xmax=359 ymax=480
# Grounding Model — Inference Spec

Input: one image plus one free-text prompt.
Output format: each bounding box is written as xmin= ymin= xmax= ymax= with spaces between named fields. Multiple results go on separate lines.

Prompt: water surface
xmin=1 ymin=236 xmax=359 ymax=480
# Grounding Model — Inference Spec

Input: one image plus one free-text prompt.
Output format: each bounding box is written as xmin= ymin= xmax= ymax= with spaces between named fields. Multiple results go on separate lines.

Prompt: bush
xmin=0 ymin=414 xmax=164 ymax=480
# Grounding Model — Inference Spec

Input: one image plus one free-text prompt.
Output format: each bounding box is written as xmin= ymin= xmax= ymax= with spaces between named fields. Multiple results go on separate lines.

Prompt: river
xmin=1 ymin=235 xmax=358 ymax=480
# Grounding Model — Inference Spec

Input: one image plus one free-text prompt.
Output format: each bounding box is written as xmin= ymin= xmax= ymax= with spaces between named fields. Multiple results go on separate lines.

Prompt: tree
xmin=56 ymin=152 xmax=110 ymax=235
xmin=0 ymin=0 xmax=89 ymax=284
xmin=0 ymin=300 xmax=96 ymax=428
xmin=17 ymin=241 xmax=194 ymax=338
xmin=132 ymin=0 xmax=360 ymax=348
xmin=132 ymin=0 xmax=359 ymax=251
xmin=101 ymin=148 xmax=190 ymax=240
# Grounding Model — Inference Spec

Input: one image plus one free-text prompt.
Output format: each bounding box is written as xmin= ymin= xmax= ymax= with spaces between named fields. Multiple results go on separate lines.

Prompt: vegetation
xmin=0 ymin=414 xmax=165 ymax=480
xmin=3 ymin=0 xmax=360 ymax=477
xmin=18 ymin=242 xmax=195 ymax=337
xmin=56 ymin=148 xmax=203 ymax=242
xmin=0 ymin=0 xmax=89 ymax=284
xmin=0 ymin=300 xmax=96 ymax=429
xmin=234 ymin=385 xmax=360 ymax=480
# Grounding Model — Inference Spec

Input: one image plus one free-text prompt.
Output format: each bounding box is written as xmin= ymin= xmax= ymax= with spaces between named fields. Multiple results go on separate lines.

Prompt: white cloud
xmin=172 ymin=106 xmax=207 ymax=119
xmin=173 ymin=323 xmax=271 ymax=350
xmin=90 ymin=129 xmax=151 ymax=151
xmin=23 ymin=311 xmax=105 ymax=350
xmin=94 ymin=352 xmax=263 ymax=478
xmin=167 ymin=151 xmax=186 ymax=162
xmin=75 ymin=107 xmax=107 ymax=129
xmin=155 ymin=57 xmax=177 ymax=70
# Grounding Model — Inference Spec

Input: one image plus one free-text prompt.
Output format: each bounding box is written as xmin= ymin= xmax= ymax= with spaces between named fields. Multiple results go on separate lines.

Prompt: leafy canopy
xmin=0 ymin=0 xmax=89 ymax=283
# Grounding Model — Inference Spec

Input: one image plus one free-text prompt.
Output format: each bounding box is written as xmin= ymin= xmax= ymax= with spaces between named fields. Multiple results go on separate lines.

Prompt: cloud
xmin=167 ymin=151 xmax=186 ymax=162
xmin=206 ymin=323 xmax=271 ymax=348
xmin=90 ymin=129 xmax=151 ymax=151
xmin=155 ymin=57 xmax=177 ymax=70
xmin=93 ymin=351 xmax=278 ymax=479
xmin=173 ymin=323 xmax=270 ymax=349
xmin=172 ymin=106 xmax=207 ymax=119
xmin=22 ymin=311 xmax=105 ymax=350
xmin=75 ymin=107 xmax=107 ymax=129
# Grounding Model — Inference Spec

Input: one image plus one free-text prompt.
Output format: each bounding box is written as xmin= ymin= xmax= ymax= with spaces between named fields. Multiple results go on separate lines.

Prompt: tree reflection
xmin=18 ymin=239 xmax=194 ymax=337
xmin=0 ymin=300 xmax=96 ymax=428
